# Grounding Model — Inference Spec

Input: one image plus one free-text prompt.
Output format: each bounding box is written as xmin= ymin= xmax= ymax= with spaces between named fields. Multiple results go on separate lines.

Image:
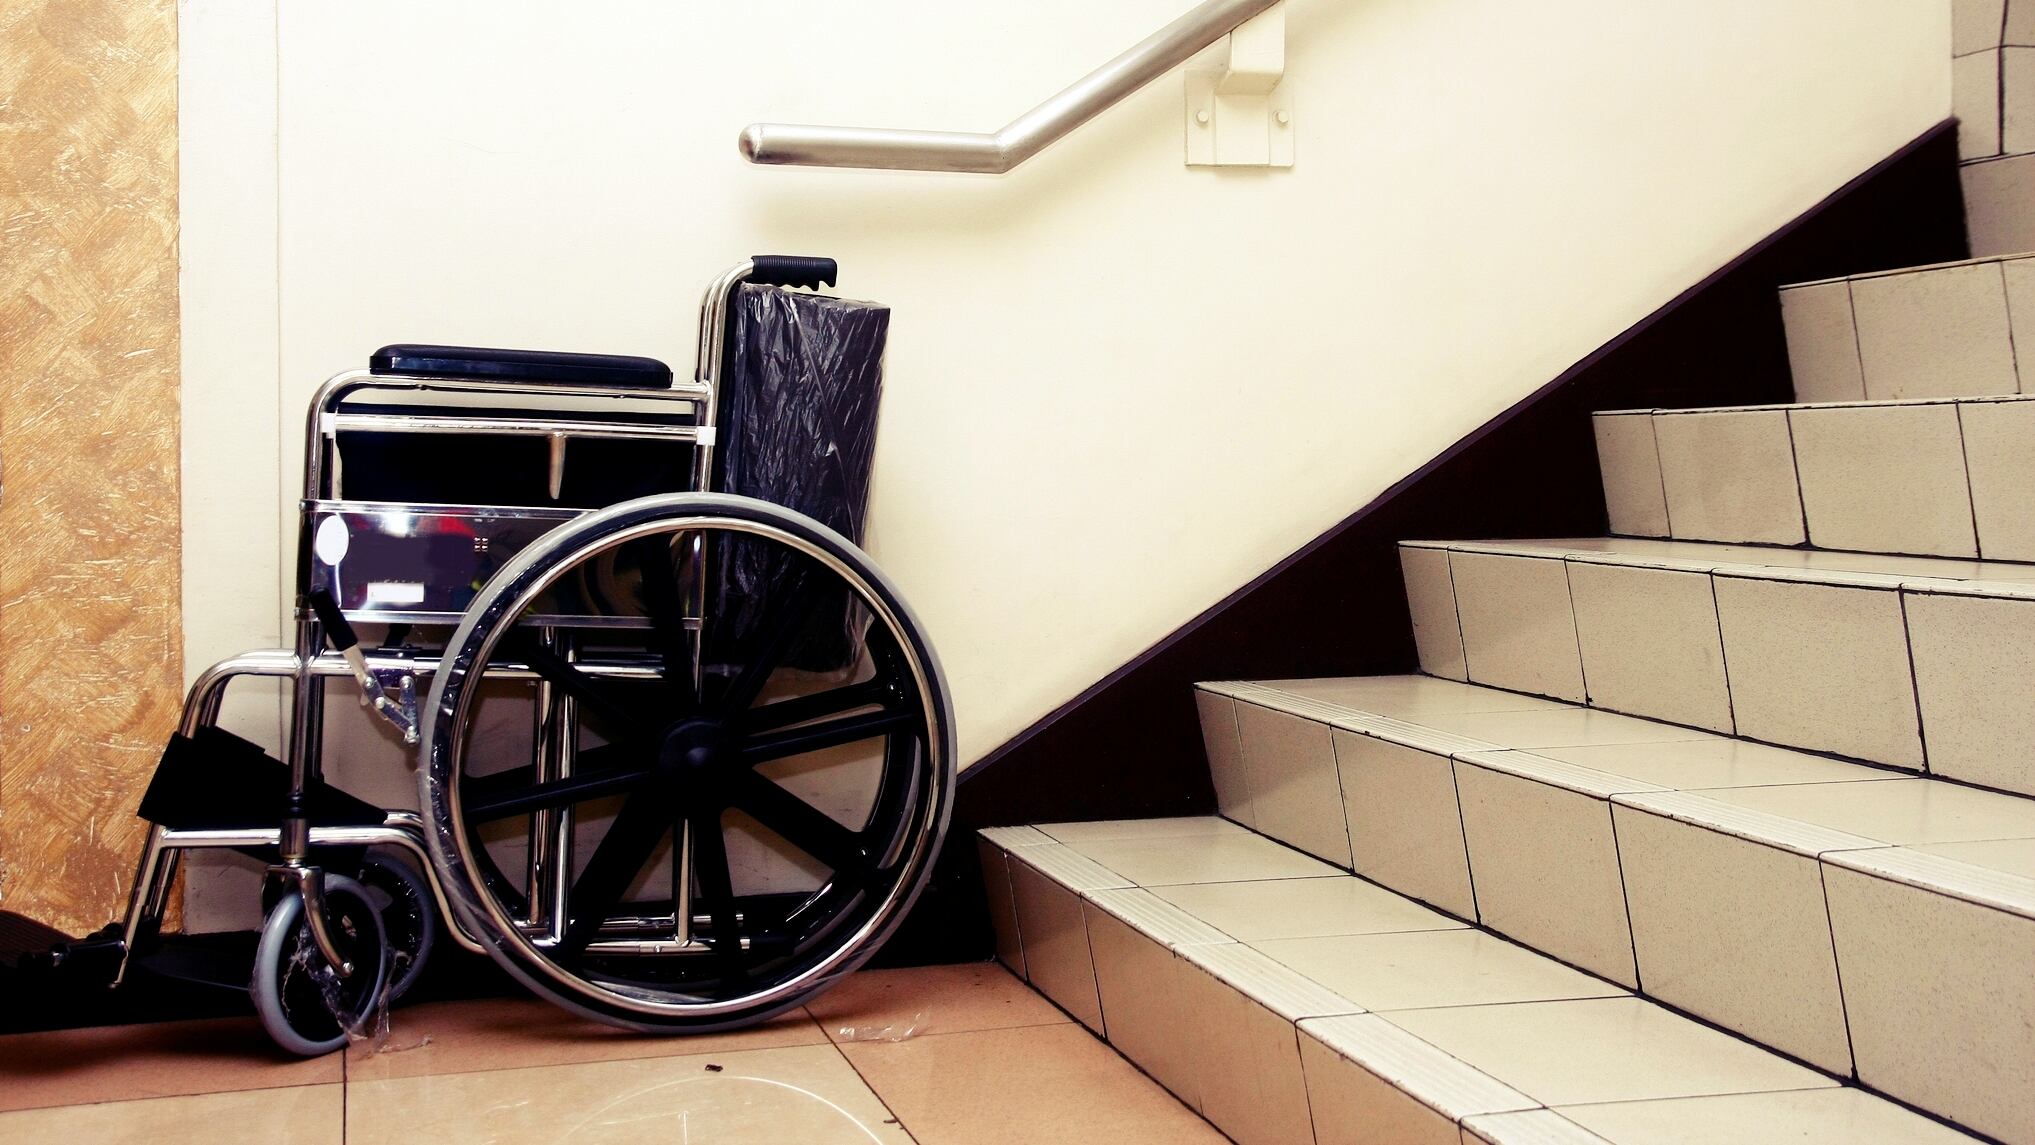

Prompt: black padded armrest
xmin=370 ymin=344 xmax=674 ymax=389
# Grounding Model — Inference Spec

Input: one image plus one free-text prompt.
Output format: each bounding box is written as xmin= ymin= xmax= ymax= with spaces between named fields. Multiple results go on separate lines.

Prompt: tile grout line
xmin=822 ymin=1031 xmax=925 ymax=1143
xmin=1708 ymin=573 xmax=1742 ymax=737
xmin=1645 ymin=412 xmax=1674 ymax=538
xmin=1842 ymin=282 xmax=1870 ymax=402
xmin=1951 ymin=402 xmax=1989 ymax=559
xmin=1894 ymin=590 xmax=1936 ymax=777
xmin=1603 ymin=803 xmax=1645 ymax=995
xmin=1780 ymin=409 xmax=1814 ymax=547
xmin=1444 ymin=549 xmax=1474 ymax=683
xmin=1813 ymin=862 xmax=1865 ymax=1085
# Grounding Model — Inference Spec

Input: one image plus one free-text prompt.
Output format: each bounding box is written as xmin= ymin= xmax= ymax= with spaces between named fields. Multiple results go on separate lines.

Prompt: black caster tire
xmin=358 ymin=852 xmax=438 ymax=1002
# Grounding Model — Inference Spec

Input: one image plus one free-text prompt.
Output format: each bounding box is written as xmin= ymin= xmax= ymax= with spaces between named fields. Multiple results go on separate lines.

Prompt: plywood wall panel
xmin=0 ymin=0 xmax=182 ymax=936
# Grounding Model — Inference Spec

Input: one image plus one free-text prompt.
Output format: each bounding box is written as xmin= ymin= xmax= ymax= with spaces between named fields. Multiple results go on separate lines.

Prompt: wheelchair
xmin=65 ymin=257 xmax=954 ymax=1054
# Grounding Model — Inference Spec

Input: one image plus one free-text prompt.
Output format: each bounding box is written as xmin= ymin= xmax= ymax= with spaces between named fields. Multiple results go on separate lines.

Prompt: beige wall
xmin=181 ymin=0 xmax=1951 ymax=783
xmin=1 ymin=0 xmax=183 ymax=935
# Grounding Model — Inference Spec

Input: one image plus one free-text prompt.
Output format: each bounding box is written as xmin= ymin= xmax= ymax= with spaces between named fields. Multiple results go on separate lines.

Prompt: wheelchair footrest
xmin=139 ymin=727 xmax=387 ymax=832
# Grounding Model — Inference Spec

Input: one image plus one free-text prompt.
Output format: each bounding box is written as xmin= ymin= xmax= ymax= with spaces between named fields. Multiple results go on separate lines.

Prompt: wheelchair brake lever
xmin=308 ymin=590 xmax=420 ymax=744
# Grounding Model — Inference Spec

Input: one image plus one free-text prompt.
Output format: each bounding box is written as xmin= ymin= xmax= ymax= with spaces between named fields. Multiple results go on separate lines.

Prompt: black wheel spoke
xmin=687 ymin=807 xmax=744 ymax=974
xmin=739 ymin=708 xmax=919 ymax=768
xmin=464 ymin=766 xmax=652 ymax=821
xmin=629 ymin=534 xmax=696 ymax=707
xmin=460 ymin=741 xmax=645 ymax=820
xmin=716 ymin=574 xmax=824 ymax=716
xmin=738 ymin=679 xmax=899 ymax=735
xmin=518 ymin=640 xmax=653 ymax=739
xmin=559 ymin=794 xmax=670 ymax=959
xmin=728 ymin=769 xmax=870 ymax=880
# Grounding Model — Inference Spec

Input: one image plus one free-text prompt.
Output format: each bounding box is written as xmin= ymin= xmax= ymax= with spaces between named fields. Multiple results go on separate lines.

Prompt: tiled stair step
xmin=1776 ymin=254 xmax=2035 ymax=404
xmin=1398 ymin=535 xmax=2035 ymax=796
xmin=1962 ymin=154 xmax=2035 ymax=258
xmin=1592 ymin=395 xmax=2035 ymax=560
xmin=1191 ymin=674 xmax=2035 ymax=1142
xmin=977 ymin=815 xmax=1997 ymax=1145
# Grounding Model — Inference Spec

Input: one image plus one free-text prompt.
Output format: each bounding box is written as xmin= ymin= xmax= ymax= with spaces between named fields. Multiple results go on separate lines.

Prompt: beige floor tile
xmin=1256 ymin=675 xmax=1565 ymax=718
xmin=841 ymin=1023 xmax=1228 ymax=1145
xmin=979 ymin=840 xmax=1026 ymax=977
xmin=1959 ymin=0 xmax=2009 ymax=55
xmin=347 ymin=1042 xmax=911 ymax=1145
xmin=1610 ymin=805 xmax=1852 ymax=1073
xmin=1007 ymin=861 xmax=1103 ymax=1031
xmin=1789 ymin=403 xmax=1978 ymax=557
xmin=1964 ymin=154 xmax=2035 ymax=257
xmin=1455 ymin=762 xmax=1637 ymax=987
xmin=1067 ymin=831 xmax=1343 ymax=887
xmin=1702 ymin=777 xmax=2035 ymax=844
xmin=1252 ymin=929 xmax=1622 ymax=1012
xmin=348 ymin=994 xmax=825 ymax=1083
xmin=1961 ymin=399 xmax=2035 ymax=563
xmin=1182 ymin=962 xmax=1315 ymax=1145
xmin=2013 ymin=0 xmax=2035 ymax=45
xmin=1383 ymin=996 xmax=1834 ymax=1106
xmin=1084 ymin=908 xmax=1202 ymax=1108
xmin=1529 ymin=738 xmax=1885 ymax=789
xmin=1825 ymin=863 xmax=2035 ymax=1144
xmin=1237 ymin=701 xmax=1354 ymax=866
xmin=1035 ymin=816 xmax=1246 ymax=845
xmin=0 ymin=1016 xmax=340 ymax=1113
xmin=1593 ymin=414 xmax=1670 ymax=537
xmin=807 ymin=963 xmax=1068 ymax=1044
xmin=1712 ymin=577 xmax=1925 ymax=768
xmin=1401 ymin=546 xmax=1470 ymax=680
xmin=1907 ymin=590 xmax=2035 ymax=795
xmin=1557 ymin=1086 xmax=1979 ymax=1145
xmin=1912 ymin=835 xmax=2035 ymax=878
xmin=1653 ymin=410 xmax=1807 ymax=545
xmin=1153 ymin=875 xmax=1464 ymax=942
xmin=1450 ymin=552 xmax=1587 ymax=701
xmin=1957 ymin=48 xmax=2005 ymax=159
xmin=1780 ymin=282 xmax=1867 ymax=404
xmin=1197 ymin=689 xmax=1256 ymax=827
xmin=1853 ymin=261 xmax=2019 ymax=398
xmin=1416 ymin=707 xmax=1709 ymax=750
xmin=1334 ymin=729 xmax=1479 ymax=917
xmin=2009 ymin=47 xmax=2035 ymax=155
xmin=0 ymin=1083 xmax=340 ymax=1145
xmin=1567 ymin=562 xmax=1733 ymax=732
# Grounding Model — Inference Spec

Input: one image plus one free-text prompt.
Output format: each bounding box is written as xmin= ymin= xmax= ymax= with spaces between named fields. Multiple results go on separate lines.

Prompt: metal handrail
xmin=738 ymin=0 xmax=1283 ymax=173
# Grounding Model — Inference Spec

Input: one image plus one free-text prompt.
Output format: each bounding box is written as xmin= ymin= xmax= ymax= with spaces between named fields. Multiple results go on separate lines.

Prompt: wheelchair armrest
xmin=370 ymin=344 xmax=674 ymax=389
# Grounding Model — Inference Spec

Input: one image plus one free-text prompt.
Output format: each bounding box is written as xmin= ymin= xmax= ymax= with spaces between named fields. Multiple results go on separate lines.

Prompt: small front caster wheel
xmin=358 ymin=851 xmax=438 ymax=1002
xmin=251 ymin=873 xmax=390 ymax=1056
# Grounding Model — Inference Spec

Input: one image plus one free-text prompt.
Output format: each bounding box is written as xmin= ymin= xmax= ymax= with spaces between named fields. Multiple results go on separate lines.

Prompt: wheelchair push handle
xmin=749 ymin=255 xmax=837 ymax=291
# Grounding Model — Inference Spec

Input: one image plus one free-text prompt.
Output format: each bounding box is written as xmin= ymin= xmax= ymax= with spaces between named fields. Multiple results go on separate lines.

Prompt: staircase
xmin=974 ymin=10 xmax=2035 ymax=1144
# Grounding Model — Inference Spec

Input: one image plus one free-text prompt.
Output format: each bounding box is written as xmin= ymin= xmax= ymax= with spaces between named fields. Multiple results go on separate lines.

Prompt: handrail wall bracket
xmin=1185 ymin=1 xmax=1292 ymax=168
xmin=737 ymin=0 xmax=1288 ymax=174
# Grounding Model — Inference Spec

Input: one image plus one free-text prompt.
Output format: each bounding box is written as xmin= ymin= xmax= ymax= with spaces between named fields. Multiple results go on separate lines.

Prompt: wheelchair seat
xmin=370 ymin=344 xmax=673 ymax=389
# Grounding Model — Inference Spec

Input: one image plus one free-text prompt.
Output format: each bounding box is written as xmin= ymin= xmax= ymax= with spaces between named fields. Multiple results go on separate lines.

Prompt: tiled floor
xmin=0 ymin=962 xmax=1222 ymax=1144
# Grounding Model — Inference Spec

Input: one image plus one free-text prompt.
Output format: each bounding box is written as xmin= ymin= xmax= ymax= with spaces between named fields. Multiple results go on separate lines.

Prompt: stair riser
xmin=1593 ymin=399 xmax=2035 ymax=560
xmin=1777 ymin=259 xmax=2035 ymax=403
xmin=1962 ymin=154 xmax=2035 ymax=258
xmin=1400 ymin=546 xmax=2035 ymax=798
xmin=1194 ymin=693 xmax=2035 ymax=1143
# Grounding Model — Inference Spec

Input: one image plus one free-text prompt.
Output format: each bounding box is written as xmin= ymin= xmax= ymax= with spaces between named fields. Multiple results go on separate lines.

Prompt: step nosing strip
xmin=1299 ymin=1013 xmax=1538 ymax=1121
xmin=1008 ymin=843 xmax=1134 ymax=891
xmin=1236 ymin=688 xmax=1361 ymax=725
xmin=1824 ymin=847 xmax=2035 ymax=919
xmin=1082 ymin=887 xmax=1235 ymax=946
xmin=1334 ymin=711 xmax=1504 ymax=756
xmin=1464 ymin=1109 xmax=1617 ymax=1145
xmin=978 ymin=825 xmax=1055 ymax=849
xmin=1610 ymin=790 xmax=1883 ymax=856
xmin=1455 ymin=749 xmax=1667 ymax=798
xmin=1181 ymin=943 xmax=1363 ymax=1022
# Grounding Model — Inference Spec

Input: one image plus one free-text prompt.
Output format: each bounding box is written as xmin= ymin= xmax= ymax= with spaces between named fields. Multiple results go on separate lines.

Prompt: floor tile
xmin=1382 ymin=996 xmax=1835 ymax=1106
xmin=1593 ymin=414 xmax=1670 ymax=537
xmin=1251 ymin=929 xmax=1623 ymax=1012
xmin=1196 ymin=689 xmax=1256 ymax=827
xmin=1957 ymin=0 xmax=2008 ymax=55
xmin=2008 ymin=45 xmax=2035 ymax=155
xmin=1956 ymin=48 xmax=2005 ymax=159
xmin=1712 ymin=577 xmax=1925 ymax=768
xmin=1007 ymin=861 xmax=1103 ymax=1031
xmin=978 ymin=840 xmax=1026 ymax=977
xmin=1401 ymin=545 xmax=1471 ymax=680
xmin=1067 ymin=831 xmax=1344 ymax=886
xmin=1333 ymin=730 xmax=1479 ymax=918
xmin=1084 ymin=907 xmax=1202 ymax=1108
xmin=1152 ymin=875 xmax=1465 ymax=942
xmin=1033 ymin=816 xmax=1246 ymax=845
xmin=1449 ymin=551 xmax=1588 ymax=701
xmin=1825 ymin=862 xmax=2035 ymax=1144
xmin=0 ymin=1016 xmax=340 ymax=1112
xmin=1962 ymin=398 xmax=2035 ymax=562
xmin=1526 ymin=738 xmax=1885 ymax=790
xmin=1611 ymin=804 xmax=1853 ymax=1073
xmin=806 ymin=963 xmax=1068 ymax=1044
xmin=1852 ymin=261 xmax=2019 ymax=398
xmin=1415 ymin=707 xmax=1710 ymax=750
xmin=1556 ymin=1086 xmax=1979 ymax=1145
xmin=1789 ymin=403 xmax=1979 ymax=557
xmin=1255 ymin=675 xmax=1565 ymax=718
xmin=1963 ymin=154 xmax=2035 ymax=257
xmin=840 ymin=1023 xmax=1227 ymax=1145
xmin=347 ymin=1042 xmax=913 ymax=1145
xmin=1567 ymin=561 xmax=1733 ymax=732
xmin=1701 ymin=778 xmax=2035 ymax=845
xmin=1300 ymin=1016 xmax=1532 ymax=1145
xmin=1779 ymin=281 xmax=1866 ymax=403
xmin=1653 ymin=410 xmax=1806 ymax=545
xmin=2012 ymin=0 xmax=2035 ymax=45
xmin=0 ymin=1083 xmax=340 ymax=1145
xmin=1237 ymin=701 xmax=1354 ymax=866
xmin=1906 ymin=590 xmax=2035 ymax=795
xmin=1455 ymin=761 xmax=1638 ymax=986
xmin=1912 ymin=835 xmax=2035 ymax=878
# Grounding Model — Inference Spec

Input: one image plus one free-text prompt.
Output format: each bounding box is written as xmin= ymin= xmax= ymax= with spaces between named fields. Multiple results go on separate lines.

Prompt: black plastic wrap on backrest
xmin=711 ymin=284 xmax=891 ymax=673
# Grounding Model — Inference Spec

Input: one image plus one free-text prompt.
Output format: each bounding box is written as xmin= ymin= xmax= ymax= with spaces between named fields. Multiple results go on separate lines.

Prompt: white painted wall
xmin=182 ymin=0 xmax=1950 ymax=780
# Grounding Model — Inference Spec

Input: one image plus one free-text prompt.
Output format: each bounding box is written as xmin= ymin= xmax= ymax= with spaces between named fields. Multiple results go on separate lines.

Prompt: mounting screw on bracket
xmin=1184 ymin=0 xmax=1292 ymax=168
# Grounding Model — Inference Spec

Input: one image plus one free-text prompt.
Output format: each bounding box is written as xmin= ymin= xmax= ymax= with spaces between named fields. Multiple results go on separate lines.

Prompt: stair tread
xmin=1597 ymin=392 xmax=2035 ymax=417
xmin=1780 ymin=248 xmax=2035 ymax=292
xmin=1402 ymin=535 xmax=2035 ymax=589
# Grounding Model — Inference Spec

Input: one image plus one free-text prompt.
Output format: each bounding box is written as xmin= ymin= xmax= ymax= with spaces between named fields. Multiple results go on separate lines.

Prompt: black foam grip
xmin=307 ymin=590 xmax=359 ymax=653
xmin=749 ymin=255 xmax=838 ymax=290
